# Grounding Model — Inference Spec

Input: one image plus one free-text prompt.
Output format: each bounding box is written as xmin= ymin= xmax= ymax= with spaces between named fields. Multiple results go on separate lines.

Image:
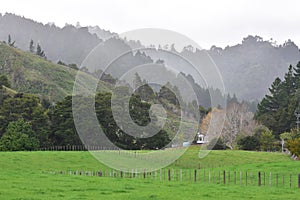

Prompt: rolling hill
xmin=0 ymin=42 xmax=110 ymax=101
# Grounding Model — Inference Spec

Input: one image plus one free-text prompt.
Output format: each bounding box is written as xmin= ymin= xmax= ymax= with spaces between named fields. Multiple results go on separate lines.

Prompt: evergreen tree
xmin=293 ymin=62 xmax=300 ymax=87
xmin=36 ymin=43 xmax=45 ymax=58
xmin=256 ymin=63 xmax=300 ymax=137
xmin=7 ymin=34 xmax=15 ymax=47
xmin=29 ymin=39 xmax=35 ymax=53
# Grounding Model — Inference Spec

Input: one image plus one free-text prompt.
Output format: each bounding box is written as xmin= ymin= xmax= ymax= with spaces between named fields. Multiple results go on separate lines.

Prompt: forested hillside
xmin=1 ymin=14 xmax=300 ymax=101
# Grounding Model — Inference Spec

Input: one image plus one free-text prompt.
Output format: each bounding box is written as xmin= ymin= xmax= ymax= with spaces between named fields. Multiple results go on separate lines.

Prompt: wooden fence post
xmin=258 ymin=171 xmax=261 ymax=186
xmin=223 ymin=170 xmax=226 ymax=184
xmin=270 ymin=172 xmax=272 ymax=187
xmin=168 ymin=169 xmax=171 ymax=181
xmin=234 ymin=171 xmax=236 ymax=185
xmin=240 ymin=171 xmax=242 ymax=186
xmin=276 ymin=173 xmax=278 ymax=187
xmin=180 ymin=169 xmax=182 ymax=181
xmin=298 ymin=174 xmax=300 ymax=188
xmin=194 ymin=169 xmax=197 ymax=182
xmin=282 ymin=174 xmax=284 ymax=187
xmin=160 ymin=169 xmax=162 ymax=181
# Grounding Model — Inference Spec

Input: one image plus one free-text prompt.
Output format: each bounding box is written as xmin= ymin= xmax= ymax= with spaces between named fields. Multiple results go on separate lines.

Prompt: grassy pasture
xmin=0 ymin=147 xmax=299 ymax=199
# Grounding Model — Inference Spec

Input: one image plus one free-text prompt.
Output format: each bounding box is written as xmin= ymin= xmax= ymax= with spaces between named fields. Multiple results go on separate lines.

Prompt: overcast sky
xmin=1 ymin=0 xmax=300 ymax=49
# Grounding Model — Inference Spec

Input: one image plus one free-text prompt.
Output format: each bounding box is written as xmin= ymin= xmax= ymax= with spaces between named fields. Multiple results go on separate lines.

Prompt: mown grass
xmin=0 ymin=147 xmax=299 ymax=199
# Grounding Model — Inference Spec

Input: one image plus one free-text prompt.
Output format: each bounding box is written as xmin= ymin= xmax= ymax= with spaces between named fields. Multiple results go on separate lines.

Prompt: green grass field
xmin=0 ymin=146 xmax=299 ymax=199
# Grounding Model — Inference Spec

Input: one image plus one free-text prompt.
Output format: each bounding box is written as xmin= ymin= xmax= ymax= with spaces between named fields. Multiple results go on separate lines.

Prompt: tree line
xmin=0 ymin=75 xmax=196 ymax=151
xmin=255 ymin=61 xmax=300 ymax=156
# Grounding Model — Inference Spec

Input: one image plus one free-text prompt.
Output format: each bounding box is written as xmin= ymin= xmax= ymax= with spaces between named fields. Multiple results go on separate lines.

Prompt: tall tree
xmin=0 ymin=118 xmax=39 ymax=151
xmin=256 ymin=63 xmax=300 ymax=137
xmin=36 ymin=43 xmax=45 ymax=58
xmin=222 ymin=101 xmax=256 ymax=149
xmin=48 ymin=96 xmax=82 ymax=146
xmin=7 ymin=34 xmax=15 ymax=47
xmin=0 ymin=93 xmax=50 ymax=146
xmin=29 ymin=39 xmax=35 ymax=53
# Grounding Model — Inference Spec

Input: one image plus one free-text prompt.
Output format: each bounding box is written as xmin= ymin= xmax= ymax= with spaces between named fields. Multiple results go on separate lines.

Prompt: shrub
xmin=207 ymin=137 xmax=228 ymax=150
xmin=287 ymin=138 xmax=300 ymax=157
xmin=237 ymin=135 xmax=260 ymax=150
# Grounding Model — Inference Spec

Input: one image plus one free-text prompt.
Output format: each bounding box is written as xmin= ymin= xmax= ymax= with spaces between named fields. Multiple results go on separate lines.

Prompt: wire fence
xmin=46 ymin=168 xmax=300 ymax=189
xmin=37 ymin=145 xmax=296 ymax=169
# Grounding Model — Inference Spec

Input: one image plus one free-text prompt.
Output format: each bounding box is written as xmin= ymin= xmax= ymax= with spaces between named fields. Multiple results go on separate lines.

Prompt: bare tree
xmin=200 ymin=102 xmax=257 ymax=149
xmin=222 ymin=102 xmax=257 ymax=149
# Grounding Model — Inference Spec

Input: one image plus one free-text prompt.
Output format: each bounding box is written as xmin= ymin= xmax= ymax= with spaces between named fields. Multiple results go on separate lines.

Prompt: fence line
xmin=45 ymin=169 xmax=300 ymax=189
xmin=37 ymin=145 xmax=238 ymax=169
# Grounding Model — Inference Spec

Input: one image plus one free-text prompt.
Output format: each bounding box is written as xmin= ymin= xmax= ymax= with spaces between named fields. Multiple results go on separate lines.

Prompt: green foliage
xmin=47 ymin=90 xmax=172 ymax=150
xmin=95 ymin=92 xmax=171 ymax=150
xmin=7 ymin=34 xmax=15 ymax=47
xmin=253 ymin=125 xmax=270 ymax=138
xmin=36 ymin=43 xmax=45 ymax=58
xmin=0 ymin=42 xmax=109 ymax=101
xmin=287 ymin=138 xmax=300 ymax=156
xmin=134 ymin=84 xmax=155 ymax=102
xmin=0 ymin=119 xmax=39 ymax=151
xmin=158 ymin=83 xmax=181 ymax=107
xmin=237 ymin=135 xmax=260 ymax=150
xmin=0 ymin=93 xmax=50 ymax=146
xmin=282 ymin=129 xmax=300 ymax=156
xmin=0 ymin=74 xmax=11 ymax=88
xmin=29 ymin=39 xmax=34 ymax=53
xmin=48 ymin=96 xmax=82 ymax=146
xmin=207 ymin=137 xmax=228 ymax=150
xmin=256 ymin=62 xmax=300 ymax=137
xmin=279 ymin=130 xmax=299 ymax=141
xmin=259 ymin=130 xmax=275 ymax=151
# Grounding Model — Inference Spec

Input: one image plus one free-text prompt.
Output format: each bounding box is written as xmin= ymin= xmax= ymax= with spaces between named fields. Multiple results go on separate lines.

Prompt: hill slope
xmin=0 ymin=42 xmax=110 ymax=101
